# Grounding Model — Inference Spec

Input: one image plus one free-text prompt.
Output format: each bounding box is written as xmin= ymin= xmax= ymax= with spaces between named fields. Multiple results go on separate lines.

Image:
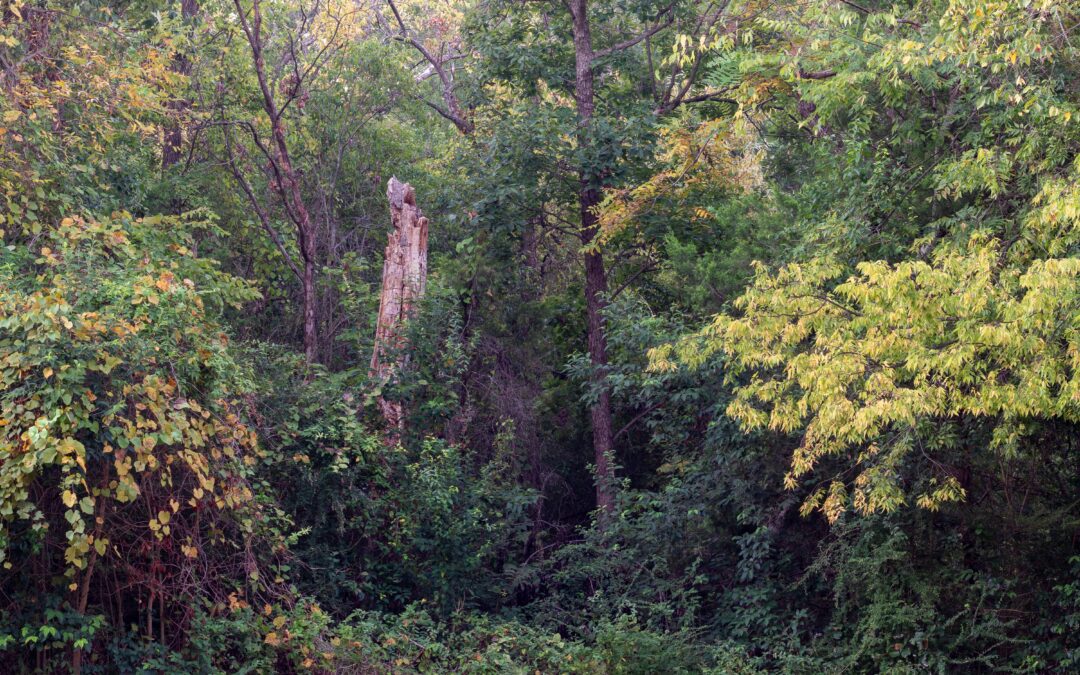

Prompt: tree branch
xmin=222 ymin=124 xmax=303 ymax=282
xmin=798 ymin=69 xmax=837 ymax=79
xmin=593 ymin=3 xmax=677 ymax=60
xmin=837 ymin=0 xmax=921 ymax=27
xmin=614 ymin=400 xmax=666 ymax=440
xmin=381 ymin=0 xmax=473 ymax=134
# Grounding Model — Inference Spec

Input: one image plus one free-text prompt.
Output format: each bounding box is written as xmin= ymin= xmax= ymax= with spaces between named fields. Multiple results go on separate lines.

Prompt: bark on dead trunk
xmin=571 ymin=0 xmax=616 ymax=516
xmin=371 ymin=177 xmax=429 ymax=431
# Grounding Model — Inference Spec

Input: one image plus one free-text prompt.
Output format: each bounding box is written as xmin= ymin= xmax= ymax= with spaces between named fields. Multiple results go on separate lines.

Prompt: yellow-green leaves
xmin=0 ymin=212 xmax=261 ymax=571
xmin=149 ymin=510 xmax=171 ymax=539
xmin=653 ymin=234 xmax=1080 ymax=521
xmin=643 ymin=0 xmax=1080 ymax=524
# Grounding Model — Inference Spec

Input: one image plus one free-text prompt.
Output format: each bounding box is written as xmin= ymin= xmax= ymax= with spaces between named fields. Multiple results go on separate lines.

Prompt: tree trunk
xmin=571 ymin=0 xmax=616 ymax=515
xmin=302 ymin=253 xmax=318 ymax=364
xmin=371 ymin=177 xmax=429 ymax=430
xmin=582 ymin=194 xmax=615 ymax=515
xmin=234 ymin=0 xmax=319 ymax=362
xmin=270 ymin=93 xmax=319 ymax=364
xmin=162 ymin=0 xmax=198 ymax=169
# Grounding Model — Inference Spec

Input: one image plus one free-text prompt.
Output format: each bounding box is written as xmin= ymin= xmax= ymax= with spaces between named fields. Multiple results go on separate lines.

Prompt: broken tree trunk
xmin=370 ymin=177 xmax=429 ymax=431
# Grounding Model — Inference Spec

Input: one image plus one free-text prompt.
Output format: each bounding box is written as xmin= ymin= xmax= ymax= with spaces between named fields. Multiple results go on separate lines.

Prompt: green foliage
xmin=4 ymin=0 xmax=1080 ymax=671
xmin=0 ymin=604 xmax=105 ymax=659
xmin=653 ymin=0 xmax=1080 ymax=523
xmin=654 ymin=233 xmax=1080 ymax=520
xmin=0 ymin=211 xmax=260 ymax=570
xmin=239 ymin=343 xmax=535 ymax=616
xmin=1038 ymin=556 xmax=1080 ymax=669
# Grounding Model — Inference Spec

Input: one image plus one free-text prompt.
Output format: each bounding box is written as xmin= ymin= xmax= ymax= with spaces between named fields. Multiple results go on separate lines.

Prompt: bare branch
xmin=657 ymin=89 xmax=736 ymax=113
xmin=798 ymin=68 xmax=837 ymax=79
xmin=222 ymin=123 xmax=303 ymax=282
xmin=837 ymin=0 xmax=921 ymax=27
xmin=379 ymin=0 xmax=474 ymax=134
xmin=593 ymin=2 xmax=677 ymax=60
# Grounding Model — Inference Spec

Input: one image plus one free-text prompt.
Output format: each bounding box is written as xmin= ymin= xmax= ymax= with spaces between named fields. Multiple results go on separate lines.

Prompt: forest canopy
xmin=1 ymin=0 xmax=1080 ymax=672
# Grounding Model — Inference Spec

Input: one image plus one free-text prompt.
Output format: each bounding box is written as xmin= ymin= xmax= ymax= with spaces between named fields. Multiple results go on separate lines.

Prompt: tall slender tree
xmin=469 ymin=0 xmax=733 ymax=513
xmin=217 ymin=0 xmax=364 ymax=362
xmin=162 ymin=0 xmax=199 ymax=170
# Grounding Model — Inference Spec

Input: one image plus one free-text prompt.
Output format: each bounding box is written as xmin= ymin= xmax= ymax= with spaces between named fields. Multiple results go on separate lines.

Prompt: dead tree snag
xmin=370 ymin=177 xmax=429 ymax=430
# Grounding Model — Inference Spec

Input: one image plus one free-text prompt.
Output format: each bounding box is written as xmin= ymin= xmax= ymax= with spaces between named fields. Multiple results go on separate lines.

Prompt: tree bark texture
xmin=162 ymin=0 xmax=198 ymax=169
xmin=570 ymin=0 xmax=616 ymax=515
xmin=371 ymin=177 xmax=429 ymax=430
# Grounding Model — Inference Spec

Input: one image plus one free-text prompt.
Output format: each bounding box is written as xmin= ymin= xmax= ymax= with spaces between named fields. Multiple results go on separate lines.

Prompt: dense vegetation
xmin=2 ymin=0 xmax=1080 ymax=671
